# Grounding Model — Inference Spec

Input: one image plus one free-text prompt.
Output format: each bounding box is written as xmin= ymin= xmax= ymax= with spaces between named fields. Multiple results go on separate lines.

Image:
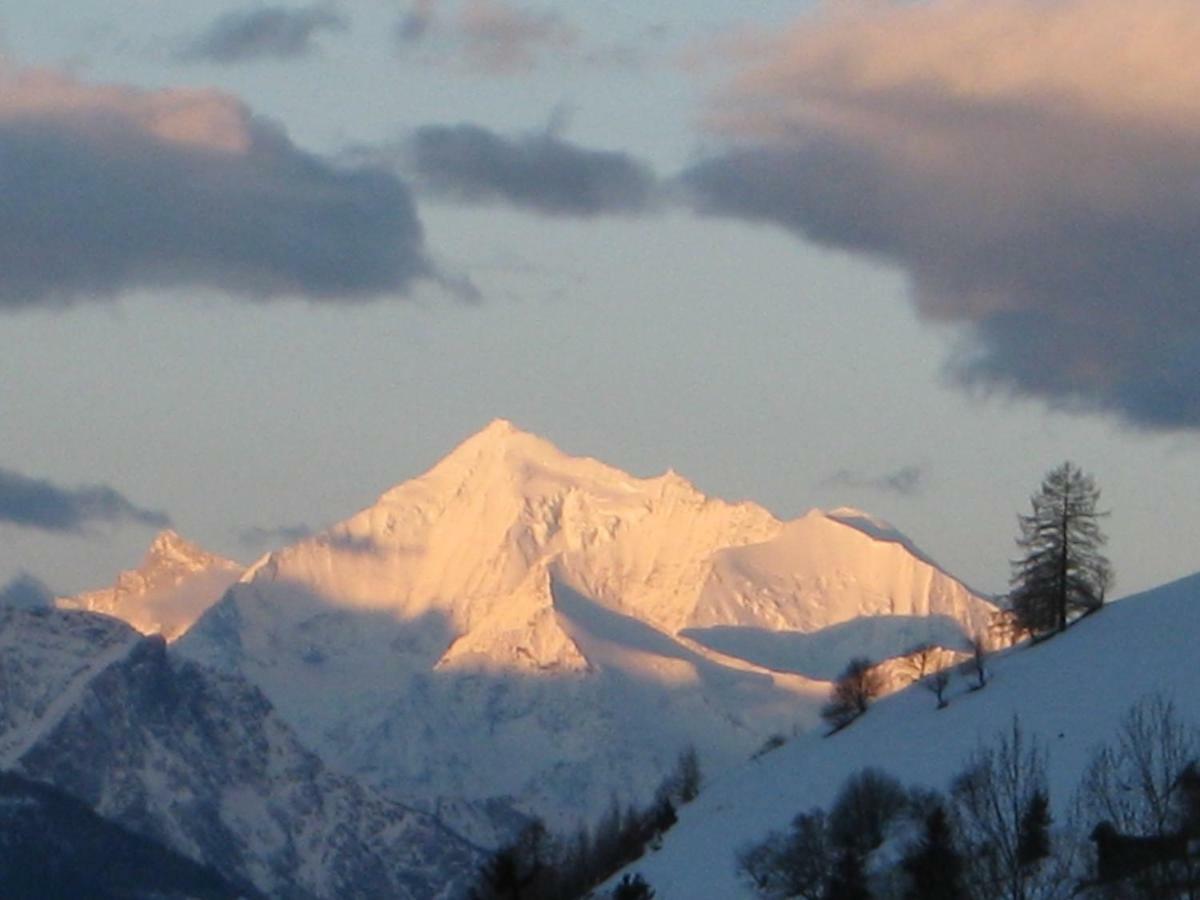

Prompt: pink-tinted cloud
xmin=685 ymin=0 xmax=1200 ymax=429
xmin=0 ymin=65 xmax=432 ymax=308
xmin=457 ymin=0 xmax=576 ymax=74
xmin=0 ymin=67 xmax=253 ymax=152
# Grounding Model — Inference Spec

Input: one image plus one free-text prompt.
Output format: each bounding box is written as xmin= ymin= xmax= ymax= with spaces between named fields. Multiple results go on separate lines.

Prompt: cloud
xmin=0 ymin=466 xmax=170 ymax=533
xmin=457 ymin=0 xmax=576 ymax=74
xmin=0 ymin=65 xmax=433 ymax=308
xmin=684 ymin=0 xmax=1200 ymax=429
xmin=238 ymin=522 xmax=314 ymax=550
xmin=179 ymin=4 xmax=348 ymax=63
xmin=410 ymin=123 xmax=659 ymax=216
xmin=823 ymin=465 xmax=925 ymax=497
xmin=0 ymin=573 xmax=54 ymax=609
xmin=397 ymin=0 xmax=437 ymax=43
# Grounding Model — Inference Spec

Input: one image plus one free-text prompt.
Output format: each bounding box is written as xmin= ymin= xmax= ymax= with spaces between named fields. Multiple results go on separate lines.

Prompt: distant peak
xmin=457 ymin=418 xmax=546 ymax=453
xmin=142 ymin=530 xmax=237 ymax=571
xmin=481 ymin=417 xmax=518 ymax=436
xmin=148 ymin=529 xmax=193 ymax=555
xmin=422 ymin=419 xmax=568 ymax=474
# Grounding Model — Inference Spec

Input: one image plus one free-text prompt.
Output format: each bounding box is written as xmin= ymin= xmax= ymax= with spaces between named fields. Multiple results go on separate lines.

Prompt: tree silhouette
xmin=902 ymin=804 xmax=967 ymax=900
xmin=1010 ymin=462 xmax=1112 ymax=636
xmin=822 ymin=658 xmax=883 ymax=732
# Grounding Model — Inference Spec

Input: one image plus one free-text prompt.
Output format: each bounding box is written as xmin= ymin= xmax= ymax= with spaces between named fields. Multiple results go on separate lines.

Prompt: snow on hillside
xmin=614 ymin=573 xmax=1200 ymax=898
xmin=178 ymin=420 xmax=995 ymax=838
xmin=58 ymin=530 xmax=243 ymax=640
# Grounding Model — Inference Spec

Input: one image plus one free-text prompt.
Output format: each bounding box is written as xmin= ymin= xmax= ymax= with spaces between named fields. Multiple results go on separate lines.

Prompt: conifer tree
xmin=824 ymin=849 xmax=872 ymax=900
xmin=902 ymin=804 xmax=967 ymax=900
xmin=1016 ymin=789 xmax=1052 ymax=868
xmin=1009 ymin=462 xmax=1112 ymax=636
xmin=613 ymin=873 xmax=655 ymax=899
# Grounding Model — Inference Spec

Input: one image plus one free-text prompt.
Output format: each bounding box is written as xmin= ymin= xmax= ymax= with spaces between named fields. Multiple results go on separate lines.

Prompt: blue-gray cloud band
xmin=179 ymin=4 xmax=348 ymax=63
xmin=0 ymin=467 xmax=169 ymax=533
xmin=823 ymin=465 xmax=925 ymax=497
xmin=0 ymin=70 xmax=432 ymax=308
xmin=410 ymin=124 xmax=659 ymax=216
xmin=238 ymin=523 xmax=314 ymax=550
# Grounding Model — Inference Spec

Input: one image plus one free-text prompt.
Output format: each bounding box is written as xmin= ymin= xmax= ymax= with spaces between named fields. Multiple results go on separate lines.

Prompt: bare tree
xmin=925 ymin=668 xmax=951 ymax=709
xmin=904 ymin=642 xmax=940 ymax=682
xmin=1076 ymin=693 xmax=1200 ymax=897
xmin=904 ymin=641 xmax=953 ymax=708
xmin=961 ymin=635 xmax=989 ymax=691
xmin=951 ymin=718 xmax=1064 ymax=900
xmin=823 ymin=657 xmax=883 ymax=733
xmin=737 ymin=809 xmax=832 ymax=900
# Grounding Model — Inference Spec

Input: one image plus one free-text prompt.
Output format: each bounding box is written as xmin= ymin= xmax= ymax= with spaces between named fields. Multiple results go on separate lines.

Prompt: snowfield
xmin=609 ymin=572 xmax=1200 ymax=898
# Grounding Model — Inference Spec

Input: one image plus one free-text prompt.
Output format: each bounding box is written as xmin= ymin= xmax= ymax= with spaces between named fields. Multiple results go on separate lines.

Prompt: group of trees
xmin=821 ymin=461 xmax=1112 ymax=733
xmin=742 ymin=696 xmax=1200 ymax=900
xmin=469 ymin=748 xmax=699 ymax=899
xmin=737 ymin=737 xmax=1055 ymax=900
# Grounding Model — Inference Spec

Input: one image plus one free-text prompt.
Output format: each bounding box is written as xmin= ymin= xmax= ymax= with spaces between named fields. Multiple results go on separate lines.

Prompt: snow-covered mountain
xmin=178 ymin=420 xmax=995 ymax=834
xmin=58 ymin=530 xmax=243 ymax=640
xmin=0 ymin=770 xmax=249 ymax=900
xmin=0 ymin=606 xmax=480 ymax=899
xmin=609 ymin=573 xmax=1200 ymax=898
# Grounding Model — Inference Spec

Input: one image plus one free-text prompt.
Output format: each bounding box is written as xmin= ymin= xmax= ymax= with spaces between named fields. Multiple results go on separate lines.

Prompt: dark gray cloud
xmin=0 ymin=573 xmax=54 ymax=609
xmin=410 ymin=123 xmax=659 ymax=216
xmin=0 ymin=466 xmax=169 ymax=533
xmin=685 ymin=0 xmax=1200 ymax=430
xmin=0 ymin=67 xmax=433 ymax=308
xmin=239 ymin=522 xmax=314 ymax=550
xmin=823 ymin=465 xmax=925 ymax=497
xmin=179 ymin=4 xmax=348 ymax=63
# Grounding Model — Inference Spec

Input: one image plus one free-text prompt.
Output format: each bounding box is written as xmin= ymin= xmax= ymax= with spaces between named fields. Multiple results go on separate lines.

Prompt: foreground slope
xmin=0 ymin=607 xmax=480 ymax=900
xmin=617 ymin=572 xmax=1200 ymax=898
xmin=58 ymin=530 xmax=243 ymax=640
xmin=179 ymin=420 xmax=993 ymax=834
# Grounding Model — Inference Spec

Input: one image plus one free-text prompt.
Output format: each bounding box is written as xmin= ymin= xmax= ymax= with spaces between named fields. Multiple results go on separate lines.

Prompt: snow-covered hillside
xmin=0 ymin=607 xmax=480 ymax=900
xmin=58 ymin=530 xmax=243 ymax=640
xmin=178 ymin=420 xmax=994 ymax=836
xmin=613 ymin=572 xmax=1200 ymax=898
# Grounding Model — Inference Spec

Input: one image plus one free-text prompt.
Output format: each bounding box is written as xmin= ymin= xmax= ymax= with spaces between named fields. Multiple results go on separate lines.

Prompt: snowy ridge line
xmin=0 ymin=633 xmax=143 ymax=769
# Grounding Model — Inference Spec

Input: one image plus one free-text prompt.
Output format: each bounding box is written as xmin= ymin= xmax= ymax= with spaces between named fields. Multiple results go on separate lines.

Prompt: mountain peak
xmin=378 ymin=419 xmax=639 ymax=511
xmin=146 ymin=529 xmax=204 ymax=562
xmin=59 ymin=532 xmax=244 ymax=641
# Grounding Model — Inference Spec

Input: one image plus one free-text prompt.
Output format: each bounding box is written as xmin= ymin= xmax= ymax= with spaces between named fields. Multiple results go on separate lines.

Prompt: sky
xmin=2 ymin=0 xmax=1198 ymax=603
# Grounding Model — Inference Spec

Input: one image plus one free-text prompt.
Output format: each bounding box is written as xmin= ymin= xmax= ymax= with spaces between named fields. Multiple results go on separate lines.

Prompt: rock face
xmin=0 ymin=770 xmax=251 ymax=900
xmin=58 ymin=530 xmax=244 ymax=640
xmin=0 ymin=607 xmax=480 ymax=900
xmin=179 ymin=420 xmax=996 ymax=836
